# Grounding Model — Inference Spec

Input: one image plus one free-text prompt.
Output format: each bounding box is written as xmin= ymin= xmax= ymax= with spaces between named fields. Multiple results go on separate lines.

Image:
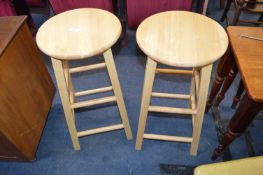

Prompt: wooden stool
xmin=135 ymin=11 xmax=228 ymax=155
xmin=36 ymin=8 xmax=132 ymax=150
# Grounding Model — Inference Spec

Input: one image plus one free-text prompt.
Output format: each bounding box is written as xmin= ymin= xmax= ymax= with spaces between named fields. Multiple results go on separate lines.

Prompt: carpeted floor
xmin=1 ymin=1 xmax=263 ymax=174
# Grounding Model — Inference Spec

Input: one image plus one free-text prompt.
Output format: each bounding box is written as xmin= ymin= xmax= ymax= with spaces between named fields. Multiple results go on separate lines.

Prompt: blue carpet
xmin=1 ymin=1 xmax=263 ymax=174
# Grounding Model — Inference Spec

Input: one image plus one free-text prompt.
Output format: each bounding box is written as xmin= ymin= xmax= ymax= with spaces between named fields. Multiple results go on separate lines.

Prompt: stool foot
xmin=103 ymin=49 xmax=133 ymax=140
xmin=135 ymin=58 xmax=157 ymax=150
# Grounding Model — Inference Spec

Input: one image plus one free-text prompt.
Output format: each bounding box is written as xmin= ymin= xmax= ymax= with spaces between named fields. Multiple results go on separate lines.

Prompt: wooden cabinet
xmin=0 ymin=16 xmax=55 ymax=161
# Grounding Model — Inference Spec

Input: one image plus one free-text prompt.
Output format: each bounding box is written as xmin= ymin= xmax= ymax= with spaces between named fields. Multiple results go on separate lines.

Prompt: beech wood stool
xmin=135 ymin=11 xmax=228 ymax=155
xmin=36 ymin=8 xmax=132 ymax=150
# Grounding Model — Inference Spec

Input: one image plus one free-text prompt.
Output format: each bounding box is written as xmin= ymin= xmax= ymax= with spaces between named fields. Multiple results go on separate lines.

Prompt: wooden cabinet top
xmin=0 ymin=16 xmax=27 ymax=56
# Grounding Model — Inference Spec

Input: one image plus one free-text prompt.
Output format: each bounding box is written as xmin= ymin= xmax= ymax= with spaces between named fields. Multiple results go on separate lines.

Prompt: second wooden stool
xmin=135 ymin=11 xmax=228 ymax=155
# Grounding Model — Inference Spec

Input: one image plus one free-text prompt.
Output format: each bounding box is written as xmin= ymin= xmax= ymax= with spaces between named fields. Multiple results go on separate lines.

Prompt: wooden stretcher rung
xmin=156 ymin=68 xmax=193 ymax=75
xmin=152 ymin=92 xmax=190 ymax=100
xmin=148 ymin=106 xmax=197 ymax=115
xmin=74 ymin=86 xmax=113 ymax=97
xmin=144 ymin=134 xmax=193 ymax=143
xmin=71 ymin=96 xmax=116 ymax=109
xmin=77 ymin=124 xmax=124 ymax=137
xmin=69 ymin=63 xmax=106 ymax=73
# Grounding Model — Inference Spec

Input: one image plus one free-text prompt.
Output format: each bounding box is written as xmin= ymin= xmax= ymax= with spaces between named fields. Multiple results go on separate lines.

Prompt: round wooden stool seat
xmin=136 ymin=11 xmax=228 ymax=67
xmin=36 ymin=8 xmax=121 ymax=60
xmin=135 ymin=11 xmax=229 ymax=155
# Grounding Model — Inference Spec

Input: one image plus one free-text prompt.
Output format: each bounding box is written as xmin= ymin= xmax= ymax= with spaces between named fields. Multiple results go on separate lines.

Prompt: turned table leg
xmin=211 ymin=93 xmax=263 ymax=160
xmin=231 ymin=80 xmax=244 ymax=109
xmin=213 ymin=64 xmax=238 ymax=107
xmin=205 ymin=48 xmax=234 ymax=113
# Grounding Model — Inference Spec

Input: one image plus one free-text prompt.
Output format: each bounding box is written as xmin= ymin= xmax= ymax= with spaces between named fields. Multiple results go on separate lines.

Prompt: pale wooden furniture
xmin=135 ymin=11 xmax=228 ymax=155
xmin=0 ymin=16 xmax=55 ymax=161
xmin=36 ymin=8 xmax=132 ymax=150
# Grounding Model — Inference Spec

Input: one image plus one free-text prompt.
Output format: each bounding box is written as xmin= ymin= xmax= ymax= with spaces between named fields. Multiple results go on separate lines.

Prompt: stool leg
xmin=103 ymin=49 xmax=133 ymax=140
xmin=135 ymin=58 xmax=157 ymax=150
xmin=189 ymin=71 xmax=195 ymax=108
xmin=62 ymin=61 xmax=76 ymax=121
xmin=51 ymin=58 xmax=80 ymax=150
xmin=191 ymin=64 xmax=213 ymax=155
xmin=189 ymin=70 xmax=197 ymax=129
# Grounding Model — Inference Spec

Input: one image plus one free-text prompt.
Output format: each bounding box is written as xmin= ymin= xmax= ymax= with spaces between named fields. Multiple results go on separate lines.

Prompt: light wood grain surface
xmin=36 ymin=8 xmax=121 ymax=60
xmin=136 ymin=11 xmax=228 ymax=67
